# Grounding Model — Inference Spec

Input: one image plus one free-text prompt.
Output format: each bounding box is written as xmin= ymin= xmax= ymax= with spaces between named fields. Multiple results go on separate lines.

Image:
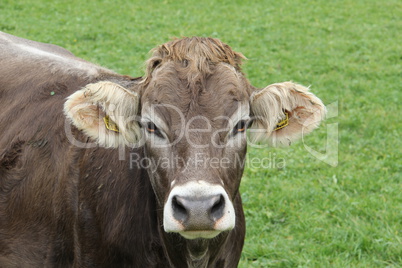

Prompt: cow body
xmin=0 ymin=32 xmax=244 ymax=267
xmin=0 ymin=32 xmax=325 ymax=267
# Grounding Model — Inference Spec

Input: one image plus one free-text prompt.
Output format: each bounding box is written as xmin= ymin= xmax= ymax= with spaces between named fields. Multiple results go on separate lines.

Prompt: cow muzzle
xmin=163 ymin=181 xmax=235 ymax=239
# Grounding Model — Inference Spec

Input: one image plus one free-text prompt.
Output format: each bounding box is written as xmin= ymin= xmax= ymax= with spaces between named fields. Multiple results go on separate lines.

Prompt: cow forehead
xmin=141 ymin=62 xmax=250 ymax=121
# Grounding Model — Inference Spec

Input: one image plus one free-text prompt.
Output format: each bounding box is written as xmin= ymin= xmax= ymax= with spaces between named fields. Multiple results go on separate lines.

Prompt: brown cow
xmin=0 ymin=32 xmax=325 ymax=267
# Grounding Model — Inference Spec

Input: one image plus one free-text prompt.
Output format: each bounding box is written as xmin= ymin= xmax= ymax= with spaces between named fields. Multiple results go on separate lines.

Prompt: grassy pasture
xmin=1 ymin=0 xmax=401 ymax=267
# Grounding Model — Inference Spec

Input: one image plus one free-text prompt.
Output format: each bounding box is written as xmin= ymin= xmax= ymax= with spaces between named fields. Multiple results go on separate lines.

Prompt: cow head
xmin=64 ymin=37 xmax=325 ymax=240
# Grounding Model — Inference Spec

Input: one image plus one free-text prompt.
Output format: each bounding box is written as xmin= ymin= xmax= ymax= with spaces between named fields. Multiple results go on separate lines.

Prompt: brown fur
xmin=0 ymin=32 xmax=324 ymax=267
xmin=0 ymin=33 xmax=247 ymax=267
xmin=144 ymin=37 xmax=246 ymax=86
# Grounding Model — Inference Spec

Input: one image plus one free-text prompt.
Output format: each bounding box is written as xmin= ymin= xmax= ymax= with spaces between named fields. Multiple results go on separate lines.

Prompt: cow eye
xmin=146 ymin=122 xmax=164 ymax=138
xmin=232 ymin=120 xmax=247 ymax=135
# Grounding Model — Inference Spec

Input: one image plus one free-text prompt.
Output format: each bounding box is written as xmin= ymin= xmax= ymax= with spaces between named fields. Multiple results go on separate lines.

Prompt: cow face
xmin=140 ymin=61 xmax=250 ymax=238
xmin=64 ymin=37 xmax=325 ymax=240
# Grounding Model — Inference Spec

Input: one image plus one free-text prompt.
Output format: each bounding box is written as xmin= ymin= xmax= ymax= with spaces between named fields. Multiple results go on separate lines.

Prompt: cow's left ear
xmin=249 ymin=82 xmax=326 ymax=146
xmin=64 ymin=81 xmax=142 ymax=148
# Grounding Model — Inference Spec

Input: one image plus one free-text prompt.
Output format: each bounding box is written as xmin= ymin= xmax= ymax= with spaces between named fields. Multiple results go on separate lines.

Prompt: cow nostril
xmin=171 ymin=194 xmax=226 ymax=228
xmin=172 ymin=196 xmax=188 ymax=223
xmin=210 ymin=194 xmax=225 ymax=221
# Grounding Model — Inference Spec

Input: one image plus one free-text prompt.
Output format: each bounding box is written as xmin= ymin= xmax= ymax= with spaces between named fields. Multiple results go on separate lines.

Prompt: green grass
xmin=2 ymin=0 xmax=401 ymax=266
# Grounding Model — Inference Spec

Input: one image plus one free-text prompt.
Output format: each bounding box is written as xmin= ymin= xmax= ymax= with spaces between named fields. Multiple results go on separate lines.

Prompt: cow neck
xmin=186 ymin=239 xmax=210 ymax=268
xmin=159 ymin=228 xmax=229 ymax=268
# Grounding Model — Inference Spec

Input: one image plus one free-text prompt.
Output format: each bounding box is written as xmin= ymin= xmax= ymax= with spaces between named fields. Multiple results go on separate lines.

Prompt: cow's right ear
xmin=64 ymin=81 xmax=142 ymax=148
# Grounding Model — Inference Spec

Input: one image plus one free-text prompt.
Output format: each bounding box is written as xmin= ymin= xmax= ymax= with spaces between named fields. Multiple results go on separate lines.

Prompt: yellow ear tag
xmin=103 ymin=116 xmax=119 ymax=133
xmin=274 ymin=112 xmax=289 ymax=131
